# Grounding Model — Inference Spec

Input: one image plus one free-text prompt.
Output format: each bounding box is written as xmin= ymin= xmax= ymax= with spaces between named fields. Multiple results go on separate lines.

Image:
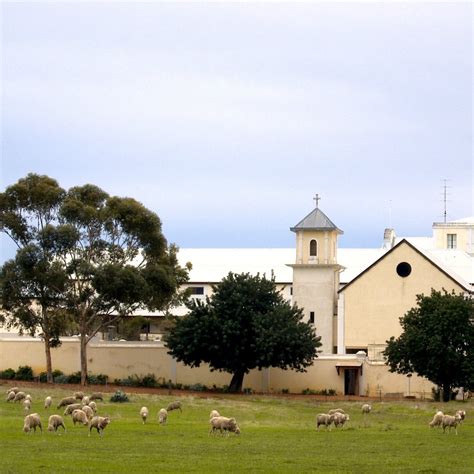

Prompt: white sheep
xmin=442 ymin=414 xmax=462 ymax=435
xmin=7 ymin=386 xmax=20 ymax=394
xmin=48 ymin=414 xmax=66 ymax=433
xmin=72 ymin=409 xmax=89 ymax=426
xmin=158 ymin=408 xmax=168 ymax=425
xmin=6 ymin=391 xmax=16 ymax=402
xmin=57 ymin=396 xmax=77 ymax=408
xmin=361 ymin=404 xmax=371 ymax=414
xmin=82 ymin=396 xmax=90 ymax=406
xmin=82 ymin=405 xmax=94 ymax=420
xmin=455 ymin=410 xmax=466 ymax=423
xmin=25 ymin=394 xmax=32 ymax=402
xmin=23 ymin=399 xmax=32 ymax=412
xmin=316 ymin=413 xmax=335 ymax=431
xmin=333 ymin=412 xmax=350 ymax=428
xmin=328 ymin=408 xmax=345 ymax=416
xmin=44 ymin=396 xmax=52 ymax=409
xmin=209 ymin=416 xmax=240 ymax=436
xmin=89 ymin=416 xmax=111 ymax=437
xmin=64 ymin=403 xmax=83 ymax=416
xmin=88 ymin=401 xmax=98 ymax=414
xmin=74 ymin=391 xmax=84 ymax=400
xmin=23 ymin=413 xmax=42 ymax=433
xmin=429 ymin=410 xmax=444 ymax=428
xmin=167 ymin=401 xmax=182 ymax=413
xmin=140 ymin=406 xmax=149 ymax=424
xmin=210 ymin=410 xmax=220 ymax=419
xmin=14 ymin=391 xmax=26 ymax=402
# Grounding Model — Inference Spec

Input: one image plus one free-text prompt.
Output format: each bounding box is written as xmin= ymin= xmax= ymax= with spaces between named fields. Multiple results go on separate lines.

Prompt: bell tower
xmin=288 ymin=196 xmax=343 ymax=354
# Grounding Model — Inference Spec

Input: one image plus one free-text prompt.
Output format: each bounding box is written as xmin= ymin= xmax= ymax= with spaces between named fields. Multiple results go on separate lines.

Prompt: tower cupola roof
xmin=290 ymin=207 xmax=343 ymax=234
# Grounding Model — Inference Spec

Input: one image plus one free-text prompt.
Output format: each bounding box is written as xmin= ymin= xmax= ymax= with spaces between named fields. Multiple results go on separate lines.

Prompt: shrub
xmin=39 ymin=370 xmax=64 ymax=383
xmin=0 ymin=368 xmax=16 ymax=380
xmin=54 ymin=375 xmax=70 ymax=384
xmin=243 ymin=387 xmax=253 ymax=394
xmin=302 ymin=388 xmax=316 ymax=395
xmin=110 ymin=390 xmax=129 ymax=403
xmin=281 ymin=388 xmax=289 ymax=394
xmin=15 ymin=365 xmax=33 ymax=381
xmin=88 ymin=373 xmax=108 ymax=385
xmin=67 ymin=371 xmax=82 ymax=384
xmin=140 ymin=374 xmax=158 ymax=387
xmin=189 ymin=383 xmax=208 ymax=392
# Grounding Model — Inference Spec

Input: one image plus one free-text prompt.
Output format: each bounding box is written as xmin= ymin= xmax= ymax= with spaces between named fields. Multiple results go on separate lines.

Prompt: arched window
xmin=310 ymin=239 xmax=317 ymax=257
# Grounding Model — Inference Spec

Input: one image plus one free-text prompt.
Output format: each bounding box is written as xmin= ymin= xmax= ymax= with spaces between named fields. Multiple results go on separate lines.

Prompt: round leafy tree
xmin=165 ymin=272 xmax=321 ymax=392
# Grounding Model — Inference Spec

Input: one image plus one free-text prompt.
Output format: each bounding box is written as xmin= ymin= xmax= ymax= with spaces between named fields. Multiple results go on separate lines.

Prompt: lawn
xmin=1 ymin=385 xmax=473 ymax=473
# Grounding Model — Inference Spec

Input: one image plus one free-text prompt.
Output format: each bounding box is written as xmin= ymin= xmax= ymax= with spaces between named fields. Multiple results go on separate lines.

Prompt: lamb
xmin=23 ymin=399 xmax=32 ymax=411
xmin=57 ymin=397 xmax=77 ymax=409
xmin=167 ymin=401 xmax=182 ymax=413
xmin=210 ymin=410 xmax=220 ymax=419
xmin=328 ymin=408 xmax=345 ymax=416
xmin=89 ymin=416 xmax=111 ymax=437
xmin=74 ymin=391 xmax=84 ymax=400
xmin=333 ymin=412 xmax=350 ymax=428
xmin=455 ymin=410 xmax=466 ymax=423
xmin=64 ymin=403 xmax=83 ymax=416
xmin=429 ymin=410 xmax=444 ymax=428
xmin=361 ymin=404 xmax=372 ymax=414
xmin=72 ymin=409 xmax=89 ymax=426
xmin=44 ymin=396 xmax=52 ymax=409
xmin=88 ymin=401 xmax=98 ymax=414
xmin=48 ymin=414 xmax=66 ymax=433
xmin=442 ymin=414 xmax=462 ymax=435
xmin=14 ymin=391 xmax=26 ymax=402
xmin=316 ymin=413 xmax=335 ymax=431
xmin=140 ymin=407 xmax=149 ymax=424
xmin=90 ymin=393 xmax=103 ymax=401
xmin=209 ymin=416 xmax=240 ymax=436
xmin=23 ymin=413 xmax=42 ymax=433
xmin=6 ymin=391 xmax=16 ymax=402
xmin=82 ymin=396 xmax=90 ymax=406
xmin=7 ymin=387 xmax=20 ymax=394
xmin=158 ymin=408 xmax=168 ymax=425
xmin=82 ymin=405 xmax=94 ymax=420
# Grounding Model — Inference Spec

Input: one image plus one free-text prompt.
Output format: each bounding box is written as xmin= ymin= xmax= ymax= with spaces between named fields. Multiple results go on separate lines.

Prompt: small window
xmin=447 ymin=234 xmax=457 ymax=249
xmin=309 ymin=311 xmax=315 ymax=324
xmin=290 ymin=286 xmax=293 ymax=296
xmin=310 ymin=239 xmax=318 ymax=256
xmin=188 ymin=287 xmax=204 ymax=295
xmin=396 ymin=262 xmax=412 ymax=278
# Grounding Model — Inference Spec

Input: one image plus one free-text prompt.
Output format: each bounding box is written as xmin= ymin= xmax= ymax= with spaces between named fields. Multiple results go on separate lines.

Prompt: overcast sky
xmin=1 ymin=2 xmax=472 ymax=262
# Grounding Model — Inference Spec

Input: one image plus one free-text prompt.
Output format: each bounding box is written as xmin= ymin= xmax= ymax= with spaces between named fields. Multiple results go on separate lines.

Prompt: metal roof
xmin=290 ymin=207 xmax=343 ymax=234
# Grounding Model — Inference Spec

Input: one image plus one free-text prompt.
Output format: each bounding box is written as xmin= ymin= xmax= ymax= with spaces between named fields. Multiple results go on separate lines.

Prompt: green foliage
xmin=39 ymin=370 xmax=64 ymax=383
xmin=14 ymin=365 xmax=34 ymax=381
xmin=384 ymin=290 xmax=474 ymax=401
xmin=0 ymin=368 xmax=16 ymax=380
xmin=165 ymin=272 xmax=321 ymax=392
xmin=110 ymin=390 xmax=129 ymax=403
xmin=116 ymin=316 xmax=150 ymax=341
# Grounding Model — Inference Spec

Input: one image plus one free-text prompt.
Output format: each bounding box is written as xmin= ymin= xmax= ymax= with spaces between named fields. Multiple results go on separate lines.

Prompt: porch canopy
xmin=335 ymin=362 xmax=363 ymax=375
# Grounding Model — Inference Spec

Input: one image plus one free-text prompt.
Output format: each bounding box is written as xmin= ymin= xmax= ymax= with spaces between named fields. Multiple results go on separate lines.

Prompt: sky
xmin=1 ymin=1 xmax=472 ymax=263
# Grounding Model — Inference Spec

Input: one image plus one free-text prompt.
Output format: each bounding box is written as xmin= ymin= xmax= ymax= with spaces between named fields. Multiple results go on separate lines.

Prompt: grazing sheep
xmin=82 ymin=396 xmax=90 ymax=406
xmin=210 ymin=410 xmax=220 ymax=419
xmin=90 ymin=393 xmax=103 ymax=401
xmin=72 ymin=409 xmax=89 ymax=426
xmin=7 ymin=387 xmax=20 ymax=394
xmin=328 ymin=408 xmax=345 ymax=416
xmin=167 ymin=401 xmax=182 ymax=413
xmin=44 ymin=396 xmax=52 ymax=409
xmin=158 ymin=408 xmax=168 ymax=425
xmin=25 ymin=394 xmax=32 ymax=402
xmin=140 ymin=407 xmax=149 ymax=424
xmin=442 ymin=414 xmax=462 ymax=435
xmin=333 ymin=412 xmax=350 ymax=428
xmin=74 ymin=391 xmax=84 ymax=400
xmin=6 ymin=391 xmax=16 ymax=402
xmin=429 ymin=411 xmax=444 ymax=428
xmin=23 ymin=413 xmax=42 ymax=434
xmin=48 ymin=414 xmax=66 ymax=433
xmin=89 ymin=416 xmax=111 ymax=437
xmin=209 ymin=416 xmax=240 ymax=436
xmin=361 ymin=404 xmax=372 ymax=414
xmin=23 ymin=399 xmax=32 ymax=412
xmin=57 ymin=397 xmax=77 ymax=409
xmin=14 ymin=391 xmax=26 ymax=402
xmin=64 ymin=403 xmax=83 ymax=416
xmin=82 ymin=405 xmax=94 ymax=420
xmin=455 ymin=410 xmax=466 ymax=423
xmin=316 ymin=413 xmax=335 ymax=431
xmin=88 ymin=401 xmax=98 ymax=414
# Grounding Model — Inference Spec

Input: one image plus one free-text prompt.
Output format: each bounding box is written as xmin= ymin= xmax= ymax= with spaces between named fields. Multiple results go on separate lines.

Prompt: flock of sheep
xmin=6 ymin=386 xmax=110 ymax=437
xmin=5 ymin=386 xmax=468 ymax=438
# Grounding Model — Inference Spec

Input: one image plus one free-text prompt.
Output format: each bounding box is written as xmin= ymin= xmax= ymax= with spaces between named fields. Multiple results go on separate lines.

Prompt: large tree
xmin=384 ymin=289 xmax=474 ymax=402
xmin=0 ymin=174 xmax=68 ymax=383
xmin=165 ymin=272 xmax=321 ymax=392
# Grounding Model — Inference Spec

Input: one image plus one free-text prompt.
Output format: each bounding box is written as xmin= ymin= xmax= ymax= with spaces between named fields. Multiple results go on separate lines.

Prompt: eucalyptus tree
xmin=0 ymin=174 xmax=67 ymax=382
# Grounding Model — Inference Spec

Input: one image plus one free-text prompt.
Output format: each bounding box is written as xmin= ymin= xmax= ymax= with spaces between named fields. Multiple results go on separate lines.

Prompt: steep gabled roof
xmin=338 ymin=239 xmax=472 ymax=294
xmin=290 ymin=208 xmax=343 ymax=234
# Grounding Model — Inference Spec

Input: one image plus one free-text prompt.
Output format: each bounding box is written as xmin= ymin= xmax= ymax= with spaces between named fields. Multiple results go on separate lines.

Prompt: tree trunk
xmin=44 ymin=336 xmax=53 ymax=384
xmin=442 ymin=383 xmax=451 ymax=402
xmin=229 ymin=369 xmax=246 ymax=393
xmin=80 ymin=333 xmax=88 ymax=386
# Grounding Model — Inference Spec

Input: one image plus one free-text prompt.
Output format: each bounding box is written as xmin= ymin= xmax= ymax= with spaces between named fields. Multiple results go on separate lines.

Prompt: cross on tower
xmin=313 ymin=194 xmax=321 ymax=209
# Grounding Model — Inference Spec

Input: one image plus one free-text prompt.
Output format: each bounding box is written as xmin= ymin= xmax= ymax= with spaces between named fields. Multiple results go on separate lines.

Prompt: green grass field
xmin=1 ymin=385 xmax=473 ymax=473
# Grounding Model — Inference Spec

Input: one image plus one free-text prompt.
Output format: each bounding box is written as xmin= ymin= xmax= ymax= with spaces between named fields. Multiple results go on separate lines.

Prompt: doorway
xmin=344 ymin=369 xmax=358 ymax=395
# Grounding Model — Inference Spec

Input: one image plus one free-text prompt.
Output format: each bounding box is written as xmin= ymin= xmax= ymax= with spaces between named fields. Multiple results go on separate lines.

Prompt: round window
xmin=396 ymin=262 xmax=412 ymax=277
